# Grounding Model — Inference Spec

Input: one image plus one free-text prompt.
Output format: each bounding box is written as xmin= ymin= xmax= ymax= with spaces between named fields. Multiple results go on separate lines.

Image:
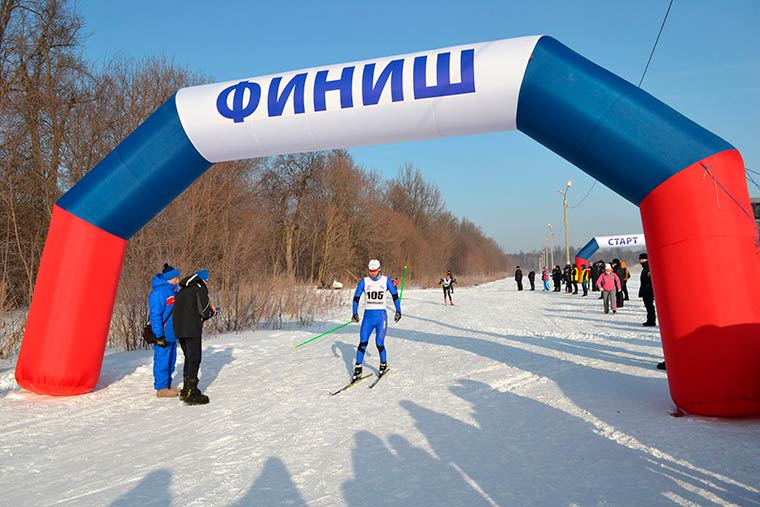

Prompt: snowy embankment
xmin=1 ymin=276 xmax=759 ymax=507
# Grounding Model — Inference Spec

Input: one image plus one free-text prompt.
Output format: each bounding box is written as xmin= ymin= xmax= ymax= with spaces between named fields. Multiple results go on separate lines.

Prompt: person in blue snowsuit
xmin=149 ymin=263 xmax=180 ymax=398
xmin=351 ymin=259 xmax=401 ymax=381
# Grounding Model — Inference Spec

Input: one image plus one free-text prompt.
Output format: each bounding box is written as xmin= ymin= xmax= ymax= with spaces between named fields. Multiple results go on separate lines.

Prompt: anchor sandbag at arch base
xmin=15 ymin=35 xmax=760 ymax=416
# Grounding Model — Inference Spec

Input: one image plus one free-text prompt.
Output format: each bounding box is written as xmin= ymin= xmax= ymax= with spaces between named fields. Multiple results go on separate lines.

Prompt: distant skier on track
xmin=350 ymin=259 xmax=401 ymax=382
xmin=439 ymin=270 xmax=456 ymax=305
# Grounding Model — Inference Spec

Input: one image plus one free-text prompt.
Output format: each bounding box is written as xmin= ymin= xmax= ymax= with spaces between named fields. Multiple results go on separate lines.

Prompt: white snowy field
xmin=1 ymin=275 xmax=759 ymax=507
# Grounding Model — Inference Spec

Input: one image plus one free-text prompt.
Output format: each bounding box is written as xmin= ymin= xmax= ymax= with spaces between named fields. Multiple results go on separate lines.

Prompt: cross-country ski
xmin=329 ymin=374 xmax=373 ymax=396
xmin=368 ymin=369 xmax=390 ymax=389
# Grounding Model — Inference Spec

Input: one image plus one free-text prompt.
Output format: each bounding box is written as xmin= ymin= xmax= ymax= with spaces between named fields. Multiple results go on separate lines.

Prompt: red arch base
xmin=15 ymin=206 xmax=126 ymax=395
xmin=640 ymin=150 xmax=760 ymax=416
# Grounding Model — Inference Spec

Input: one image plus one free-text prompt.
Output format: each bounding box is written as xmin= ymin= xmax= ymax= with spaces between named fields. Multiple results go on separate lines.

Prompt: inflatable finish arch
xmin=575 ymin=234 xmax=646 ymax=268
xmin=16 ymin=36 xmax=760 ymax=416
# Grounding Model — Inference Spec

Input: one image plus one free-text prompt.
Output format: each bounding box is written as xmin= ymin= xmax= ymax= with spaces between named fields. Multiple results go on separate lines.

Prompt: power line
xmin=568 ymin=180 xmax=598 ymax=209
xmin=701 ymin=162 xmax=755 ymax=222
xmin=568 ymin=2 xmax=675 ymax=210
xmin=559 ymin=3 xmax=674 ymax=215
xmin=639 ymin=0 xmax=675 ymax=88
xmin=746 ymin=167 xmax=760 ymax=192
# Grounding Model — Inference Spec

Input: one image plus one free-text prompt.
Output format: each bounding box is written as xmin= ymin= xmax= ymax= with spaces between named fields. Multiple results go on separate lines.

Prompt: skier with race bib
xmin=439 ymin=270 xmax=456 ymax=305
xmin=351 ymin=259 xmax=401 ymax=382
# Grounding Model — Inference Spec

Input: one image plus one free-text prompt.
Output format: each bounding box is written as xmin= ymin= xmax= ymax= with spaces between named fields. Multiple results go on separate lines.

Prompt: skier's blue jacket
xmin=149 ymin=274 xmax=178 ymax=342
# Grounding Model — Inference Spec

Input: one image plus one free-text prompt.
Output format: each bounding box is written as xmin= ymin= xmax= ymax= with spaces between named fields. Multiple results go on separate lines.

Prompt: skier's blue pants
xmin=153 ymin=340 xmax=177 ymax=390
xmin=356 ymin=310 xmax=387 ymax=365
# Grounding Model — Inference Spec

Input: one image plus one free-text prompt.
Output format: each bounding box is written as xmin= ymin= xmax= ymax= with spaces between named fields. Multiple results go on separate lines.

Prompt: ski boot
xmin=352 ymin=364 xmax=363 ymax=382
xmin=378 ymin=362 xmax=388 ymax=376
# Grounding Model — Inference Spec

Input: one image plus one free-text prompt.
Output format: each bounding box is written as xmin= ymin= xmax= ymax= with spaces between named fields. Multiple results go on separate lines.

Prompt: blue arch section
xmin=56 ymin=95 xmax=212 ymax=239
xmin=516 ymin=36 xmax=733 ymax=205
xmin=575 ymin=238 xmax=600 ymax=261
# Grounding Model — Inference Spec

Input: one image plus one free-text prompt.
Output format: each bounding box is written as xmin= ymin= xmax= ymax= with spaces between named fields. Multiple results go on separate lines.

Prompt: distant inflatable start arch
xmin=574 ymin=234 xmax=646 ymax=269
xmin=16 ymin=36 xmax=759 ymax=416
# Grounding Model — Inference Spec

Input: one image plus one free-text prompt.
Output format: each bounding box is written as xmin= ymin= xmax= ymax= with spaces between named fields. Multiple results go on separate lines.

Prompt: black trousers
xmin=179 ymin=336 xmax=202 ymax=382
xmin=643 ymin=296 xmax=656 ymax=324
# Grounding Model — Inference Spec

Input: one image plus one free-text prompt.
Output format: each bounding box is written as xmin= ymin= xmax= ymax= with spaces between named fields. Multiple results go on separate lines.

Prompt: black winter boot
xmin=179 ymin=376 xmax=191 ymax=402
xmin=184 ymin=378 xmax=210 ymax=405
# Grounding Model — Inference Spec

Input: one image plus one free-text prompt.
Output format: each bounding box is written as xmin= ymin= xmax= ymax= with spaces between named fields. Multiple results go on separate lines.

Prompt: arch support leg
xmin=640 ymin=150 xmax=760 ymax=416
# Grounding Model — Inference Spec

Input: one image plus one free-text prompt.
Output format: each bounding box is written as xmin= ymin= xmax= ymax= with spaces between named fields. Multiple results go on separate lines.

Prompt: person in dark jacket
xmin=551 ymin=265 xmax=562 ymax=292
xmin=590 ymin=261 xmax=600 ymax=292
xmin=149 ymin=263 xmax=181 ymax=398
xmin=612 ymin=259 xmax=625 ymax=308
xmin=173 ymin=269 xmax=216 ymax=405
xmin=639 ymin=253 xmax=657 ymax=327
xmin=563 ymin=264 xmax=572 ymax=293
xmin=527 ymin=269 xmax=536 ymax=291
xmin=514 ymin=266 xmax=523 ymax=291
xmin=593 ymin=260 xmax=605 ymax=296
xmin=638 ymin=252 xmax=662 ymax=369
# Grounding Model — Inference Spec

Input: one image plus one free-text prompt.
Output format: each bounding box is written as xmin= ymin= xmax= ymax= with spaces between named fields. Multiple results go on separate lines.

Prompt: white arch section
xmin=176 ymin=37 xmax=540 ymax=162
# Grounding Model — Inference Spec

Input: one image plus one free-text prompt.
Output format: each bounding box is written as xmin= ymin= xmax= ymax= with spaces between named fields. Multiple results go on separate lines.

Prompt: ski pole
xmin=295 ymin=320 xmax=352 ymax=349
xmin=399 ymin=265 xmax=408 ymax=300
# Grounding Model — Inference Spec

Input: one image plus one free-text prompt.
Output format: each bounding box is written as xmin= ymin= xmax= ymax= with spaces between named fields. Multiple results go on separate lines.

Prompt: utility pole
xmin=559 ymin=181 xmax=572 ymax=265
xmin=548 ymin=223 xmax=554 ymax=268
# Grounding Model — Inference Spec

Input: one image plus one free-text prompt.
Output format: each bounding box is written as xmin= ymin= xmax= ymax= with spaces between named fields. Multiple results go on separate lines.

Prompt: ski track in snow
xmin=1 ymin=274 xmax=759 ymax=506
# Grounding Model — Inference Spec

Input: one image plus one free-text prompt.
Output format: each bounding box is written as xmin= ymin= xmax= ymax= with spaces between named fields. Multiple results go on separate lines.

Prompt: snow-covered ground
xmin=1 ymin=275 xmax=759 ymax=506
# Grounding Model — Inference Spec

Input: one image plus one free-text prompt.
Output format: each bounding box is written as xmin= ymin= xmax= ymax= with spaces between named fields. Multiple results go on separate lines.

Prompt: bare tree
xmin=386 ymin=163 xmax=446 ymax=233
xmin=0 ymin=0 xmax=88 ymax=304
xmin=260 ymin=152 xmax=325 ymax=279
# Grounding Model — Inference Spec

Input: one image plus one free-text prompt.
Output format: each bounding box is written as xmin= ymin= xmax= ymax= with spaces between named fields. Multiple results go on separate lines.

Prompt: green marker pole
xmin=295 ymin=320 xmax=352 ymax=349
xmin=399 ymin=265 xmax=408 ymax=300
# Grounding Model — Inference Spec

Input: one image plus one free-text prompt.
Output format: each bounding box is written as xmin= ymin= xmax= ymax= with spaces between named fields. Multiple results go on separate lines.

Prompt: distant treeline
xmin=0 ymin=0 xmax=511 ymax=355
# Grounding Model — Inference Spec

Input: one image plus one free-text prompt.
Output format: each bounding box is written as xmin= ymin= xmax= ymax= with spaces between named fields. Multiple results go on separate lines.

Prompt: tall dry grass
xmin=107 ymin=276 xmax=348 ymax=349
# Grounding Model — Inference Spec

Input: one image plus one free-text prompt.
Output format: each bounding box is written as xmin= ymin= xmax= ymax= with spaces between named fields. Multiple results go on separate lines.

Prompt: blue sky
xmin=74 ymin=0 xmax=759 ymax=252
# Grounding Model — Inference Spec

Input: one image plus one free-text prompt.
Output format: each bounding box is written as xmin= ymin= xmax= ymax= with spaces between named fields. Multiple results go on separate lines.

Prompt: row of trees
xmin=0 ymin=0 xmax=513 ymax=355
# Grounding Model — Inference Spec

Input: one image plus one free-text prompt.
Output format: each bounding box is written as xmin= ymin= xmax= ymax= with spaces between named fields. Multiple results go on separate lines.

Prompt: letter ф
xmin=217 ymin=80 xmax=262 ymax=123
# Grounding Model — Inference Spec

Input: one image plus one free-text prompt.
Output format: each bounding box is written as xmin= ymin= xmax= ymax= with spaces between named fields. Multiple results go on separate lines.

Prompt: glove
xmin=351 ymin=313 xmax=360 ymax=323
xmin=155 ymin=336 xmax=169 ymax=347
xmin=394 ymin=311 xmax=402 ymax=323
